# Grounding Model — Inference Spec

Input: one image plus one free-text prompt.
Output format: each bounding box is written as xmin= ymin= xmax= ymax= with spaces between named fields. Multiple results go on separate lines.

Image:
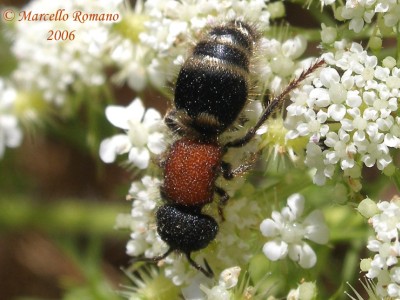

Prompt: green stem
xmin=397 ymin=24 xmax=400 ymax=66
xmin=392 ymin=168 xmax=400 ymax=192
xmin=0 ymin=195 xmax=129 ymax=235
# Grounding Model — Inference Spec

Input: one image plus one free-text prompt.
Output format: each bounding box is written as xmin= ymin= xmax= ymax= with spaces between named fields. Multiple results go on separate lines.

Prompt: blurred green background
xmin=0 ymin=1 xmax=136 ymax=299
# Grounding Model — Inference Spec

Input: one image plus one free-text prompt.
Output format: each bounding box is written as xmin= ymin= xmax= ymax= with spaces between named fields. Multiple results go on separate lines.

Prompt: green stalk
xmin=0 ymin=195 xmax=128 ymax=236
xmin=397 ymin=24 xmax=400 ymax=66
xmin=392 ymin=168 xmax=400 ymax=193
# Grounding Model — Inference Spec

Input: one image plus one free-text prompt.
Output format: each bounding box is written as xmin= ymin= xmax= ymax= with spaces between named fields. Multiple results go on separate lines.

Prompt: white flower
xmin=388 ymin=267 xmax=400 ymax=297
xmin=182 ymin=266 xmax=240 ymax=300
xmin=287 ymin=281 xmax=317 ymax=300
xmin=0 ymin=79 xmax=23 ymax=158
xmin=10 ymin=0 xmax=123 ymax=105
xmin=339 ymin=0 xmax=400 ymax=32
xmin=123 ymin=175 xmax=192 ymax=286
xmin=258 ymin=35 xmax=308 ymax=93
xmin=305 ymin=142 xmax=333 ymax=185
xmin=371 ymin=200 xmax=400 ymax=242
xmin=107 ymin=0 xmax=171 ymax=91
xmin=0 ymin=115 xmax=23 ymax=158
xmin=260 ymin=194 xmax=329 ymax=268
xmin=286 ymin=42 xmax=400 ymax=186
xmin=110 ymin=0 xmax=272 ymax=92
xmin=99 ymin=97 xmax=166 ymax=169
xmin=120 ymin=176 xmax=167 ymax=258
xmin=216 ymin=196 xmax=261 ymax=267
xmin=218 ymin=266 xmax=241 ymax=289
xmin=383 ymin=3 xmax=400 ymax=27
xmin=360 ymin=196 xmax=400 ymax=298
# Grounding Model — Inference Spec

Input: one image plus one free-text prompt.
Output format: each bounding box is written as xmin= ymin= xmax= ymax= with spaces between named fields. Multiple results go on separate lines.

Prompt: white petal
xmin=377 ymin=155 xmax=392 ymax=170
xmin=5 ymin=127 xmax=22 ymax=148
xmin=0 ymin=114 xmax=21 ymax=139
xmin=319 ymin=67 xmax=340 ymax=87
xmin=346 ymin=90 xmax=362 ymax=108
xmin=271 ymin=211 xmax=284 ymax=228
xmin=384 ymin=13 xmax=399 ymax=27
xmin=340 ymin=119 xmax=353 ymax=131
xmin=349 ymin=18 xmax=364 ymax=33
xmin=287 ymin=193 xmax=305 ymax=219
xmin=309 ymin=88 xmax=330 ymax=107
xmin=341 ymin=70 xmax=355 ymax=90
xmin=366 ymin=239 xmax=381 ymax=252
xmin=106 ymin=98 xmax=146 ymax=130
xmin=341 ymin=158 xmax=355 ymax=169
xmin=281 ymin=35 xmax=307 ymax=59
xmin=362 ymin=154 xmax=375 ymax=167
xmin=297 ymin=123 xmax=310 ymax=136
xmin=312 ymin=170 xmax=327 ymax=186
xmin=260 ymin=219 xmax=279 ymax=237
xmin=129 ymin=147 xmax=150 ymax=169
xmin=1 ymin=115 xmax=23 ymax=148
xmin=99 ymin=134 xmax=131 ymax=163
xmin=303 ymin=210 xmax=330 ymax=244
xmin=127 ymin=67 xmax=147 ymax=91
xmin=289 ymin=242 xmax=317 ymax=268
xmin=219 ymin=266 xmax=241 ymax=289
xmin=385 ymin=134 xmax=400 ymax=148
xmin=262 ymin=240 xmax=288 ymax=261
xmin=128 ymin=120 xmax=149 ymax=147
xmin=363 ymin=91 xmax=377 ymax=106
xmin=143 ymin=108 xmax=162 ymax=127
xmin=328 ymin=104 xmax=346 ymax=121
xmin=126 ymin=98 xmax=145 ymax=120
xmin=148 ymin=132 xmax=166 ymax=154
xmin=375 ymin=2 xmax=389 ymax=13
xmin=105 ymin=106 xmax=130 ymax=130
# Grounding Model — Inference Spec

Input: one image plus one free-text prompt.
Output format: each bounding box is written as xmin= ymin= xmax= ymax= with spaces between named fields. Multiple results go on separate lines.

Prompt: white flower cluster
xmin=107 ymin=0 xmax=165 ymax=92
xmin=3 ymin=0 xmax=274 ymax=160
xmin=11 ymin=0 xmax=123 ymax=105
xmin=115 ymin=179 xmax=254 ymax=288
xmin=258 ymin=35 xmax=309 ymax=93
xmin=260 ymin=193 xmax=329 ymax=269
xmin=341 ymin=0 xmax=400 ymax=33
xmin=0 ymin=79 xmax=23 ymax=158
xmin=216 ymin=195 xmax=261 ymax=266
xmin=118 ymin=179 xmax=264 ymax=287
xmin=99 ymin=97 xmax=166 ymax=169
xmin=113 ymin=0 xmax=272 ymax=91
xmin=196 ymin=266 xmax=241 ymax=300
xmin=7 ymin=0 xmax=273 ymax=104
xmin=141 ymin=0 xmax=271 ymax=52
xmin=116 ymin=176 xmax=196 ymax=287
xmin=285 ymin=42 xmax=400 ymax=186
xmin=360 ymin=197 xmax=400 ymax=298
xmin=321 ymin=0 xmax=400 ymax=33
xmin=115 ymin=176 xmax=167 ymax=259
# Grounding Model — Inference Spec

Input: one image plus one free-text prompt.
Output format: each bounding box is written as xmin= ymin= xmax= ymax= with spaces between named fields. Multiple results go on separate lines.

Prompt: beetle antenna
xmin=225 ymin=59 xmax=325 ymax=149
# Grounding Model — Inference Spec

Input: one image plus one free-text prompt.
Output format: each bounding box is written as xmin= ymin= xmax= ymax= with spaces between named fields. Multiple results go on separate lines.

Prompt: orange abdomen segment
xmin=163 ymin=138 xmax=223 ymax=206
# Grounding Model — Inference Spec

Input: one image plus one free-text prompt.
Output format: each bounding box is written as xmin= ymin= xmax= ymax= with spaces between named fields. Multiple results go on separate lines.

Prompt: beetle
xmin=137 ymin=19 xmax=324 ymax=277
